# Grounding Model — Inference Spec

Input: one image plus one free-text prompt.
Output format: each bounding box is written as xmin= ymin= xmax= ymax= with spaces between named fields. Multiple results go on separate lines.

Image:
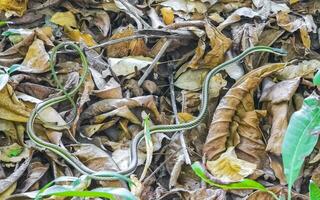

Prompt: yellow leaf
xmin=206 ymin=147 xmax=257 ymax=183
xmin=178 ymin=112 xmax=194 ymax=123
xmin=21 ymin=39 xmax=50 ymax=73
xmin=300 ymin=26 xmax=311 ymax=49
xmin=161 ymin=7 xmax=174 ymax=25
xmin=0 ymin=182 xmax=16 ymax=199
xmin=0 ymin=85 xmax=30 ymax=122
xmin=290 ymin=0 xmax=299 ymax=4
xmin=0 ymin=0 xmax=28 ymax=17
xmin=50 ymin=11 xmax=77 ymax=28
xmin=107 ymin=25 xmax=149 ymax=57
xmin=64 ymin=26 xmax=97 ymax=47
xmin=203 ymin=24 xmax=232 ymax=68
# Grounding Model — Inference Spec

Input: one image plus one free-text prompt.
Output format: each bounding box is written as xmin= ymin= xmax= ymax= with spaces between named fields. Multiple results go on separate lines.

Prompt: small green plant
xmin=191 ymin=162 xmax=279 ymax=199
xmin=309 ymin=181 xmax=320 ymax=200
xmin=7 ymin=146 xmax=23 ymax=157
xmin=35 ymin=175 xmax=137 ymax=200
xmin=282 ymin=71 xmax=320 ymax=200
xmin=0 ymin=20 xmax=12 ymax=27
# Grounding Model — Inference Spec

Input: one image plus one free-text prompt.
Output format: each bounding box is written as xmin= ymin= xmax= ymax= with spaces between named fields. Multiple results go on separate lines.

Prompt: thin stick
xmin=169 ymin=73 xmax=191 ymax=165
xmin=117 ymin=0 xmax=151 ymax=29
xmin=137 ymin=39 xmax=172 ymax=86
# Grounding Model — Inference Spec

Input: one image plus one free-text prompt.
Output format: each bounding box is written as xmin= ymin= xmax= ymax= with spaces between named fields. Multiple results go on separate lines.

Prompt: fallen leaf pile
xmin=0 ymin=0 xmax=320 ymax=199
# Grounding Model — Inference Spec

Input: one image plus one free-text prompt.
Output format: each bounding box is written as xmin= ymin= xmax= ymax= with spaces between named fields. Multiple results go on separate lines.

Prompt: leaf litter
xmin=0 ymin=0 xmax=320 ymax=199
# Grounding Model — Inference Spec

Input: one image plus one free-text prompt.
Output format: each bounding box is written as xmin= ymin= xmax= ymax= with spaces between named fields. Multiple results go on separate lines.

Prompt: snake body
xmin=26 ymin=43 xmax=287 ymax=180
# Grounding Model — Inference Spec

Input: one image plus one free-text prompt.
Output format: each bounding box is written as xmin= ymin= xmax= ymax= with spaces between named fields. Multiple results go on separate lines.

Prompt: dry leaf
xmin=20 ymin=39 xmax=50 ymax=73
xmin=161 ymin=7 xmax=174 ymax=25
xmin=0 ymin=143 xmax=30 ymax=163
xmin=203 ymin=63 xmax=286 ymax=160
xmin=207 ymin=147 xmax=257 ymax=183
xmin=50 ymin=11 xmax=77 ymax=28
xmin=106 ymin=25 xmax=148 ymax=57
xmin=175 ymin=69 xmax=226 ymax=98
xmin=93 ymin=78 xmax=122 ymax=99
xmin=0 ymin=85 xmax=30 ymax=122
xmin=0 ymin=0 xmax=28 ymax=17
xmin=103 ymin=56 xmax=153 ymax=77
xmin=203 ymin=24 xmax=232 ymax=68
xmin=299 ymin=26 xmax=311 ymax=49
xmin=64 ymin=26 xmax=97 ymax=47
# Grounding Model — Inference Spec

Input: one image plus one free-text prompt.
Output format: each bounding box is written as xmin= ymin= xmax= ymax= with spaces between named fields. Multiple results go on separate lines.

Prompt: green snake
xmin=26 ymin=43 xmax=287 ymax=180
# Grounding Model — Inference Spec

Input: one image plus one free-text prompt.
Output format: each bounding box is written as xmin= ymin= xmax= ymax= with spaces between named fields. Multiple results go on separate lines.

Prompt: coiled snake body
xmin=26 ymin=43 xmax=287 ymax=180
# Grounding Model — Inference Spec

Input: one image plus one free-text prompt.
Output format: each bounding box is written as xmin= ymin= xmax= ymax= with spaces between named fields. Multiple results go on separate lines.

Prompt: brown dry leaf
xmin=0 ymin=156 xmax=32 ymax=195
xmin=50 ymin=11 xmax=77 ymax=28
xmin=177 ymin=112 xmax=194 ymax=123
xmin=181 ymin=188 xmax=226 ymax=200
xmin=0 ymin=32 xmax=35 ymax=66
xmin=0 ymin=119 xmax=24 ymax=145
xmin=276 ymin=11 xmax=304 ymax=32
xmin=92 ymin=105 xmax=141 ymax=125
xmin=64 ymin=26 xmax=97 ymax=47
xmin=94 ymin=11 xmax=110 ymax=37
xmin=16 ymin=161 xmax=49 ymax=193
xmin=175 ymin=69 xmax=226 ymax=97
xmin=299 ymin=26 xmax=311 ymax=49
xmin=20 ymin=39 xmax=50 ymax=73
xmin=188 ymin=39 xmax=206 ymax=69
xmin=233 ymin=110 xmax=267 ymax=168
xmin=206 ymin=147 xmax=257 ymax=183
xmin=71 ymin=143 xmax=118 ymax=171
xmin=81 ymin=95 xmax=161 ymax=123
xmin=35 ymin=27 xmax=54 ymax=47
xmin=161 ymin=7 xmax=174 ymax=25
xmin=203 ymin=63 xmax=286 ymax=160
xmin=277 ymin=59 xmax=320 ymax=80
xmin=0 ymin=0 xmax=28 ymax=17
xmin=0 ymin=85 xmax=30 ymax=122
xmin=203 ymin=23 xmax=232 ymax=68
xmin=260 ymin=77 xmax=300 ymax=155
xmin=106 ymin=25 xmax=148 ymax=57
xmin=93 ymin=77 xmax=122 ymax=99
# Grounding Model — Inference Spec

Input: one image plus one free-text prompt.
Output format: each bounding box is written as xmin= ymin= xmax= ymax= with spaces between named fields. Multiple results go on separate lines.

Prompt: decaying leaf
xmin=160 ymin=7 xmax=174 ymax=25
xmin=206 ymin=147 xmax=257 ymax=183
xmin=203 ymin=24 xmax=232 ymax=68
xmin=0 ymin=0 xmax=28 ymax=17
xmin=0 ymin=143 xmax=29 ymax=163
xmin=106 ymin=25 xmax=148 ymax=57
xmin=0 ymin=85 xmax=30 ymax=122
xmin=64 ymin=26 xmax=97 ymax=47
xmin=203 ymin=63 xmax=286 ymax=161
xmin=50 ymin=11 xmax=77 ymax=28
xmin=19 ymin=39 xmax=50 ymax=73
xmin=103 ymin=56 xmax=153 ymax=77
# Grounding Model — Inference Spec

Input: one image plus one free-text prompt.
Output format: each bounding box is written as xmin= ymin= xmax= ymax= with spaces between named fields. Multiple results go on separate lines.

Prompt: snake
xmin=26 ymin=42 xmax=287 ymax=181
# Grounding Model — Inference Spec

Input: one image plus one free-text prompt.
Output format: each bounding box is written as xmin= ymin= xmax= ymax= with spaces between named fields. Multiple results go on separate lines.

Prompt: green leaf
xmin=38 ymin=185 xmax=136 ymax=200
xmin=310 ymin=181 xmax=320 ymax=200
xmin=282 ymin=92 xmax=320 ymax=200
xmin=313 ymin=70 xmax=320 ymax=86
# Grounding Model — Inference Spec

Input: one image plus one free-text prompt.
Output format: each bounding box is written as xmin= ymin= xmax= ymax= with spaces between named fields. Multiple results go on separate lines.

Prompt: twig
xmin=117 ymin=0 xmax=151 ymax=29
xmin=169 ymin=73 xmax=191 ymax=165
xmin=137 ymin=39 xmax=172 ymax=86
xmin=166 ymin=20 xmax=206 ymax=29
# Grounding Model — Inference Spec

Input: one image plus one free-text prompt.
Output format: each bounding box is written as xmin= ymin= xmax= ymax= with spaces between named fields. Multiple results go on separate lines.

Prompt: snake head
xmin=271 ymin=47 xmax=288 ymax=56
